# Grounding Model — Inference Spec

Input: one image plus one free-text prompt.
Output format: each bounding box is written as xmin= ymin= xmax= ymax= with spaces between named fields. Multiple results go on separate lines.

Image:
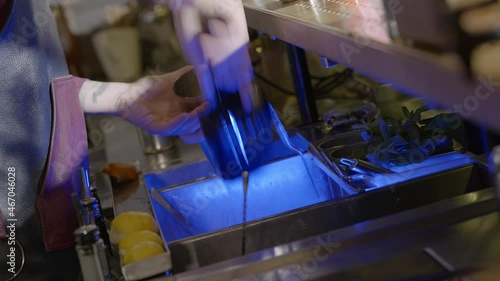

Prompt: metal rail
xmin=243 ymin=0 xmax=500 ymax=133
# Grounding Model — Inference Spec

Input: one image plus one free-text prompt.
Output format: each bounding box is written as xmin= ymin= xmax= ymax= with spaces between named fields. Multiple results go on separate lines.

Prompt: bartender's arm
xmin=76 ymin=65 xmax=209 ymax=144
xmin=157 ymin=0 xmax=255 ymax=113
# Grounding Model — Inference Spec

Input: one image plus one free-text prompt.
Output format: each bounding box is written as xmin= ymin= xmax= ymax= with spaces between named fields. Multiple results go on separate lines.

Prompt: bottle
xmin=74 ymin=224 xmax=112 ymax=281
xmin=81 ymin=168 xmax=112 ymax=256
xmin=90 ymin=185 xmax=113 ymax=256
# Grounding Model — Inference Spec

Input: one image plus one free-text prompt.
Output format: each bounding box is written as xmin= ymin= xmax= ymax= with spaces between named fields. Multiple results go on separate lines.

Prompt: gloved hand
xmin=448 ymin=0 xmax=500 ymax=79
xmin=159 ymin=0 xmax=255 ymax=112
xmin=118 ymin=65 xmax=210 ymax=143
xmin=79 ymin=66 xmax=209 ymax=144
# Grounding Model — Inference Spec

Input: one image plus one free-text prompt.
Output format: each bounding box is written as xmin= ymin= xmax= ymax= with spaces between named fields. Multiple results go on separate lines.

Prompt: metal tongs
xmin=268 ymin=104 xmax=390 ymax=193
xmin=150 ymin=188 xmax=195 ymax=235
xmin=316 ymin=149 xmax=376 ymax=192
xmin=269 ymin=103 xmax=371 ymax=192
xmin=268 ymin=103 xmax=305 ymax=155
xmin=308 ymin=145 xmax=393 ymax=192
xmin=268 ymin=104 xmax=320 ymax=196
xmin=339 ymin=158 xmax=394 ymax=176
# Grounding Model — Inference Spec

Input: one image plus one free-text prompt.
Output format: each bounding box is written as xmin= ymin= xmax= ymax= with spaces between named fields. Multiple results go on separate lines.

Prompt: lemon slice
xmin=119 ymin=230 xmax=163 ymax=255
xmin=110 ymin=211 xmax=159 ymax=244
xmin=122 ymin=241 xmax=165 ymax=265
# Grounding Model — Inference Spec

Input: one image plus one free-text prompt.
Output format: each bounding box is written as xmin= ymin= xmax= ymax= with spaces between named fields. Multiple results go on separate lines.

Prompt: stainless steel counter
xmin=91 ymin=117 xmax=500 ymax=281
xmin=89 ymin=116 xmax=207 ymax=216
xmin=243 ymin=0 xmax=500 ymax=133
xmin=88 ymin=116 xmax=210 ymax=279
xmin=155 ymin=188 xmax=500 ymax=281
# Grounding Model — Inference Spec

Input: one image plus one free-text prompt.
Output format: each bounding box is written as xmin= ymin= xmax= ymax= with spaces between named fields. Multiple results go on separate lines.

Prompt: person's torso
xmin=0 ymin=1 xmax=80 ymax=280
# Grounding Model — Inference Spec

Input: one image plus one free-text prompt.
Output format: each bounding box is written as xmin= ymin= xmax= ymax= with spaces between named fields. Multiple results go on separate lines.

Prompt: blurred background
xmin=48 ymin=0 xmax=497 ymax=157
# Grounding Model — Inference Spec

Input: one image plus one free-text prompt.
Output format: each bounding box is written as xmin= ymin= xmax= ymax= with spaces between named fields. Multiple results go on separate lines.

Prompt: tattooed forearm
xmin=92 ymin=83 xmax=110 ymax=104
xmin=79 ymin=80 xmax=130 ymax=115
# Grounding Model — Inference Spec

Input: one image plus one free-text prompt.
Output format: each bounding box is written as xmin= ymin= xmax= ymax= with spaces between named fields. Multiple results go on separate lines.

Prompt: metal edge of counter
xmin=164 ymin=188 xmax=499 ymax=281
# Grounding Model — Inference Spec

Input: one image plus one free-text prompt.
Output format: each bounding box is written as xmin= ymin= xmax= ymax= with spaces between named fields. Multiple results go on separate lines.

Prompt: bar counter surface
xmin=92 ymin=117 xmax=500 ymax=281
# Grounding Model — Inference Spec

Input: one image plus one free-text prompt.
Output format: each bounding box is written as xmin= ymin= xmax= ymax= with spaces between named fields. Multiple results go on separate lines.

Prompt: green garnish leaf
xmin=378 ymin=115 xmax=389 ymax=140
xmin=350 ymin=106 xmax=456 ymax=168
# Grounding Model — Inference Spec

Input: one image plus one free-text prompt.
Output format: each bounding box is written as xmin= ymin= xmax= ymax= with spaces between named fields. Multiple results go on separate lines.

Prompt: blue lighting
xmin=150 ymin=154 xmax=344 ymax=242
xmin=147 ymin=140 xmax=473 ymax=243
xmin=364 ymin=153 xmax=473 ymax=191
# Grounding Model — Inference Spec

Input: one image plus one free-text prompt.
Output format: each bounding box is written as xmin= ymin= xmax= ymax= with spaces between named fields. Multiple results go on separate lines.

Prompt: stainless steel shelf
xmin=243 ymin=0 xmax=500 ymax=133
